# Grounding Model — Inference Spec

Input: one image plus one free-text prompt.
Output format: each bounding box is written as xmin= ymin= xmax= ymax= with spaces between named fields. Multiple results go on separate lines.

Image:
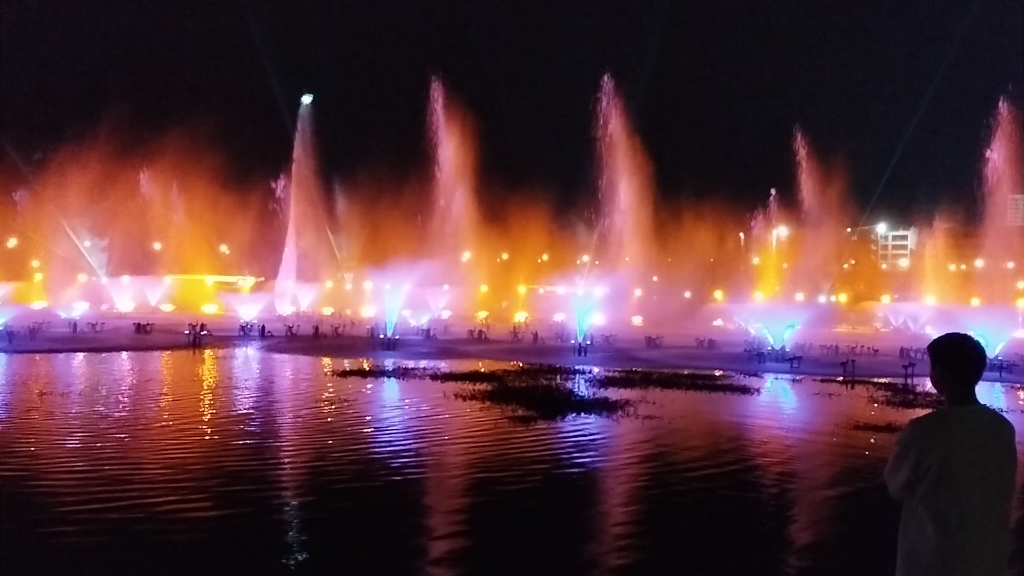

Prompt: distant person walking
xmin=884 ymin=332 xmax=1018 ymax=576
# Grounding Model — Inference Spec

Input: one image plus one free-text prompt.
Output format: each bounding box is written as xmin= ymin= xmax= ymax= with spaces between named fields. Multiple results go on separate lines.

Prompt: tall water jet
xmin=595 ymin=74 xmax=656 ymax=274
xmin=792 ymin=128 xmax=848 ymax=293
xmin=979 ymin=98 xmax=1023 ymax=273
xmin=429 ymin=77 xmax=480 ymax=263
xmin=275 ymin=94 xmax=331 ymax=314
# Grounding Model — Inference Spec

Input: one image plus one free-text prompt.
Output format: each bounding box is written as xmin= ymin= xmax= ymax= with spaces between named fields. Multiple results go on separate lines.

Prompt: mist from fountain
xmin=429 ymin=77 xmax=480 ymax=266
xmin=792 ymin=128 xmax=848 ymax=293
xmin=595 ymin=74 xmax=656 ymax=276
xmin=980 ymin=98 xmax=1023 ymax=273
xmin=275 ymin=95 xmax=332 ymax=315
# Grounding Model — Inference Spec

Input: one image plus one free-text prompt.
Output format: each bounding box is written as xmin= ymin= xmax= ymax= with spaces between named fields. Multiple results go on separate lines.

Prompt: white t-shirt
xmin=884 ymin=404 xmax=1018 ymax=576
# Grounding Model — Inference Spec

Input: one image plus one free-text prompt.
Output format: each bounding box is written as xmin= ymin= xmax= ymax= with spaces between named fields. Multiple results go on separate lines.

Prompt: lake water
xmin=1 ymin=347 xmax=1022 ymax=575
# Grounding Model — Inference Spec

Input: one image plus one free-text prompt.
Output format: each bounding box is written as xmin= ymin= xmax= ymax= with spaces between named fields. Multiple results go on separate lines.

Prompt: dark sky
xmin=1 ymin=0 xmax=1022 ymax=216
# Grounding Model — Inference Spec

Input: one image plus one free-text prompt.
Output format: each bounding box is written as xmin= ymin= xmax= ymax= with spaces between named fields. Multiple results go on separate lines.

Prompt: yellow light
xmin=205 ymin=277 xmax=214 ymax=287
xmin=837 ymin=293 xmax=849 ymax=304
xmin=751 ymin=256 xmax=761 ymax=265
xmin=513 ymin=311 xmax=529 ymax=323
xmin=324 ymin=280 xmax=334 ymax=289
xmin=633 ymin=288 xmax=643 ymax=297
xmin=201 ymin=303 xmax=220 ymax=314
xmin=581 ymin=254 xmax=590 ymax=263
xmin=898 ymin=257 xmax=909 ymax=268
xmin=501 ymin=252 xmax=509 ymax=260
xmin=880 ymin=294 xmax=892 ymax=304
xmin=794 ymin=292 xmax=805 ymax=302
xmin=1018 ymin=280 xmax=1024 ymax=290
xmin=76 ymin=273 xmax=88 ymax=283
xmin=363 ymin=280 xmax=373 ymax=291
xmin=713 ymin=289 xmax=724 ymax=302
xmin=924 ymin=295 xmax=937 ymax=306
xmin=881 ymin=263 xmax=888 ymax=269
xmin=630 ymin=315 xmax=644 ymax=327
xmin=158 ymin=303 xmax=176 ymax=313
xmin=517 ymin=285 xmax=527 ymax=295
xmin=969 ymin=297 xmax=981 ymax=307
xmin=1016 ymin=298 xmax=1024 ymax=309
xmin=753 ymin=291 xmax=764 ymax=302
xmin=219 ymin=243 xmax=230 ymax=254
xmin=152 ymin=241 xmax=162 ymax=251
xmin=29 ymin=300 xmax=48 ymax=310
xmin=115 ymin=300 xmax=136 ymax=313
xmin=843 ymin=263 xmax=849 ymax=269
xmin=461 ymin=250 xmax=471 ymax=262
xmin=163 ymin=275 xmax=172 ymax=285
xmin=32 ymin=272 xmax=43 ymax=282
xmin=479 ymin=284 xmax=489 ymax=293
xmin=947 ymin=263 xmax=957 ymax=272
xmin=475 ymin=310 xmax=489 ymax=321
xmin=776 ymin=225 xmax=789 ymax=238
xmin=321 ymin=306 xmax=335 ymax=316
xmin=358 ymin=305 xmax=376 ymax=318
xmin=974 ymin=258 xmax=984 ymax=268
xmin=5 ymin=237 xmax=17 ymax=248
xmin=960 ymin=264 xmax=966 ymax=270
xmin=541 ymin=253 xmax=549 ymax=261
xmin=30 ymin=259 xmax=40 ymax=268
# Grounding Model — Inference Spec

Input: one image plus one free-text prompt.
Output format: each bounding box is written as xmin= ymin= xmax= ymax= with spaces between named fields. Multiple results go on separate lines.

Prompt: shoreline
xmin=4 ymin=325 xmax=1022 ymax=383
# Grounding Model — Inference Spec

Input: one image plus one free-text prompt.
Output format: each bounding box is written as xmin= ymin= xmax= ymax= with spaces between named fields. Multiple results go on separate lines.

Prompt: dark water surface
xmin=1 ymin=348 xmax=1022 ymax=576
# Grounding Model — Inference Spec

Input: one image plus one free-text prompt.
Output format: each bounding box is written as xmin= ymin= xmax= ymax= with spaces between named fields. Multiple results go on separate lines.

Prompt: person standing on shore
xmin=884 ymin=332 xmax=1018 ymax=576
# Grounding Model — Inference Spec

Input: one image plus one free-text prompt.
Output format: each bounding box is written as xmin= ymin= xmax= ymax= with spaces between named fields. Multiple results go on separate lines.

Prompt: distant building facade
xmin=1009 ymin=194 xmax=1024 ymax=227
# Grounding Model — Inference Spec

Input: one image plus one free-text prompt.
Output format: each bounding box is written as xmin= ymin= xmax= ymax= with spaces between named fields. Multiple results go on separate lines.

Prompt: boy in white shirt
xmin=884 ymin=332 xmax=1018 ymax=576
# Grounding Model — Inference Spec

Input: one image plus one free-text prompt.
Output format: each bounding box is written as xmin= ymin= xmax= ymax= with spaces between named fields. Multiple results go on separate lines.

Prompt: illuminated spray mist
xmin=429 ymin=77 xmax=480 ymax=264
xmin=980 ymin=99 xmax=1024 ymax=275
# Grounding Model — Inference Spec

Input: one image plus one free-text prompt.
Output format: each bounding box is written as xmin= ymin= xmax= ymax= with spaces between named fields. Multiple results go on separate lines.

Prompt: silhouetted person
xmin=884 ymin=332 xmax=1017 ymax=576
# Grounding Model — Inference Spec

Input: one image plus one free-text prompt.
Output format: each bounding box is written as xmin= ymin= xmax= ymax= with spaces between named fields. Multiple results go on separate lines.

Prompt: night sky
xmin=1 ymin=0 xmax=1021 ymax=216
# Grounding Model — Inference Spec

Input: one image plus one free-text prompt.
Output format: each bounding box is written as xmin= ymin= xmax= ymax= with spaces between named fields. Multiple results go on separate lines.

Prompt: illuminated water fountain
xmin=429 ymin=77 xmax=480 ymax=266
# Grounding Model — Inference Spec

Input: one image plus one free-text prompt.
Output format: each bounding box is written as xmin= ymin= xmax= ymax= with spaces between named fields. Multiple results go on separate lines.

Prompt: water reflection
xmin=0 ymin=350 xmax=1020 ymax=575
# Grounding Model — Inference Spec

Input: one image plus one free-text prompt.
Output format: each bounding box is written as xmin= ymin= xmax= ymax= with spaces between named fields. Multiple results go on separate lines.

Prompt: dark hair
xmin=927 ymin=332 xmax=988 ymax=386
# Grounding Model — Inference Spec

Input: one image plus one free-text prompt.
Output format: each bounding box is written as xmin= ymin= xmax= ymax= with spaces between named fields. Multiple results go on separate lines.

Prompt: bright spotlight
xmin=517 ymin=285 xmax=527 ymax=295
xmin=501 ymin=252 xmax=509 ymax=260
xmin=541 ymin=253 xmax=549 ymax=261
xmin=76 ymin=273 xmax=88 ymax=283
xmin=344 ymin=283 xmax=352 ymax=290
xmin=751 ymin=256 xmax=761 ymax=265
xmin=829 ymin=295 xmax=837 ymax=302
xmin=581 ymin=254 xmax=590 ymax=263
xmin=898 ymin=257 xmax=909 ymax=268
xmin=712 ymin=289 xmax=724 ymax=302
xmin=442 ymin=283 xmax=450 ymax=291
xmin=324 ymin=279 xmax=334 ymax=289
xmin=590 ymin=312 xmax=606 ymax=325
xmin=205 ymin=277 xmax=214 ymax=287
xmin=837 ymin=293 xmax=849 ymax=304
xmin=440 ymin=309 xmax=453 ymax=320
xmin=630 ymin=315 xmax=644 ymax=327
xmin=120 ymin=274 xmax=131 ymax=284
xmin=513 ymin=311 xmax=529 ymax=323
xmin=776 ymin=225 xmax=789 ymax=238
xmin=474 ymin=310 xmax=489 ymax=321
xmin=5 ymin=237 xmax=17 ymax=248
xmin=152 ymin=241 xmax=162 ymax=251
xmin=753 ymin=291 xmax=764 ymax=302
xmin=363 ymin=280 xmax=373 ymax=291
xmin=321 ymin=307 xmax=335 ymax=316
xmin=880 ymin=294 xmax=892 ymax=304
xmin=876 ymin=222 xmax=887 ymax=234
xmin=683 ymin=291 xmax=692 ymax=299
xmin=359 ymin=305 xmax=376 ymax=318
xmin=974 ymin=258 xmax=984 ymax=268
xmin=552 ymin=312 xmax=566 ymax=322
xmin=29 ymin=300 xmax=48 ymax=310
xmin=969 ymin=297 xmax=981 ymax=307
xmin=1007 ymin=262 xmax=1015 ymax=269
xmin=461 ymin=250 xmax=471 ymax=262
xmin=115 ymin=300 xmax=136 ymax=313
xmin=201 ymin=303 xmax=220 ymax=315
xmin=479 ymin=284 xmax=489 ymax=293
xmin=300 ymin=93 xmax=313 ymax=105
xmin=794 ymin=292 xmax=805 ymax=302
xmin=83 ymin=240 xmax=91 ymax=248
xmin=32 ymin=272 xmax=43 ymax=282
xmin=1017 ymin=280 xmax=1024 ymax=290
xmin=817 ymin=295 xmax=827 ymax=303
xmin=924 ymin=295 xmax=937 ymax=306
xmin=219 ymin=243 xmax=230 ymax=255
xmin=652 ymin=275 xmax=659 ymax=282
xmin=555 ymin=286 xmax=566 ymax=295
xmin=633 ymin=288 xmax=643 ymax=297
xmin=30 ymin=259 xmax=40 ymax=268
xmin=1016 ymin=298 xmax=1024 ymax=309
xmin=947 ymin=263 xmax=957 ymax=272
xmin=159 ymin=303 xmax=176 ymax=313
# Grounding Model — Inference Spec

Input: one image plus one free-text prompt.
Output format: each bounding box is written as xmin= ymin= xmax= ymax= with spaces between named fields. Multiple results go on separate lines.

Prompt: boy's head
xmin=927 ymin=332 xmax=988 ymax=398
